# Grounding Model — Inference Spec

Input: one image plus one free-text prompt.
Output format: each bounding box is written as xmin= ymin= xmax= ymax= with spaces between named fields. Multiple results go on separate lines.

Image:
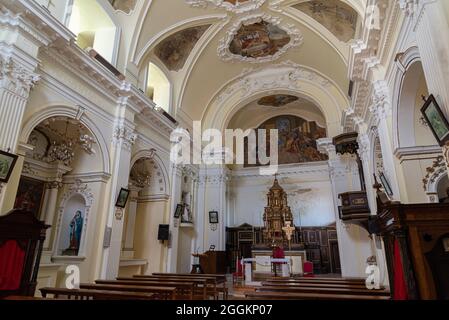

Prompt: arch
xmin=66 ymin=0 xmax=121 ymax=65
xmin=392 ymin=46 xmax=429 ymax=150
xmin=424 ymin=156 xmax=448 ymax=202
xmin=53 ymin=180 xmax=95 ymax=257
xmin=19 ymin=104 xmax=111 ymax=175
xmin=201 ymin=63 xmax=348 ymax=137
xmin=132 ymin=14 xmax=226 ymax=67
xmin=130 ymin=149 xmax=170 ymax=196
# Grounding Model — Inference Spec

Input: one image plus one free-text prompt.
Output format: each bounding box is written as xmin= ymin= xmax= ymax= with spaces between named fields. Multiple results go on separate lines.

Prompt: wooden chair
xmin=303 ymin=261 xmax=314 ymax=277
xmin=232 ymin=258 xmax=244 ymax=286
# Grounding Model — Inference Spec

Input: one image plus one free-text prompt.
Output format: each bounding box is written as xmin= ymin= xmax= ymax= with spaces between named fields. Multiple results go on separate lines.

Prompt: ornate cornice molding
xmin=214 ymin=60 xmax=332 ymax=105
xmin=217 ymin=13 xmax=303 ymax=63
xmin=185 ymin=0 xmax=266 ymax=14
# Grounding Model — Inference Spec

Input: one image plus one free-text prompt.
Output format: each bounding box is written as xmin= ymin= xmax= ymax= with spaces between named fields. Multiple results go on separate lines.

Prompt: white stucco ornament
xmin=185 ymin=0 xmax=266 ymax=14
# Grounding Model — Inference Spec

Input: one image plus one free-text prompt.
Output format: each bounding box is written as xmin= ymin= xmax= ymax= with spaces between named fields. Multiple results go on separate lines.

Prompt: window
xmin=147 ymin=63 xmax=171 ymax=112
xmin=68 ymin=0 xmax=118 ymax=64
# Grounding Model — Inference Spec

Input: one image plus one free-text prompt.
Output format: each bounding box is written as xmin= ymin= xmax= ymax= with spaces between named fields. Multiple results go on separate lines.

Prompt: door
xmin=329 ymin=240 xmax=342 ymax=274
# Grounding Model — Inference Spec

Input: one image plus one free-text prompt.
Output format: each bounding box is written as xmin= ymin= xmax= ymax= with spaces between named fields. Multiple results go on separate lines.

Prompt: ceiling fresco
xmin=293 ymin=0 xmax=358 ymax=42
xmin=228 ymin=21 xmax=291 ymax=59
xmin=154 ymin=25 xmax=211 ymax=72
xmin=257 ymin=95 xmax=299 ymax=107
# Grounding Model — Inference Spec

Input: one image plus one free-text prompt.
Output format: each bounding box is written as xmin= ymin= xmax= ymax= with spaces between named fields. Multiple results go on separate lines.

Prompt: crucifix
xmin=282 ymin=221 xmax=295 ymax=250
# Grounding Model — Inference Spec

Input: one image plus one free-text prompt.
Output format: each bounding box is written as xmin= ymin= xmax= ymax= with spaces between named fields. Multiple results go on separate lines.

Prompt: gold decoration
xmin=263 ymin=175 xmax=293 ymax=247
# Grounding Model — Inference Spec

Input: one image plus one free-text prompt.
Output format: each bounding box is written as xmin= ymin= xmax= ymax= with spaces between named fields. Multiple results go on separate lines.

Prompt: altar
xmin=252 ymin=250 xmax=306 ymax=275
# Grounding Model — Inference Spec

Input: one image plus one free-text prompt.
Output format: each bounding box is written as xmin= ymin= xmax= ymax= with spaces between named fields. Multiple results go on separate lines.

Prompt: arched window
xmin=68 ymin=0 xmax=118 ymax=64
xmin=146 ymin=63 xmax=171 ymax=112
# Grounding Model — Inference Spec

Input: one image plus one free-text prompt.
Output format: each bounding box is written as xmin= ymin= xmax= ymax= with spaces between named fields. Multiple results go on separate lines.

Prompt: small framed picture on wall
xmin=115 ymin=188 xmax=130 ymax=208
xmin=0 ymin=150 xmax=18 ymax=183
xmin=421 ymin=94 xmax=449 ymax=146
xmin=379 ymin=172 xmax=393 ymax=197
xmin=209 ymin=211 xmax=219 ymax=224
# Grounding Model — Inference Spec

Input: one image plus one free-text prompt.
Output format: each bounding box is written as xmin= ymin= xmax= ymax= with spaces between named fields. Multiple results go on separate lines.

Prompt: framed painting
xmin=0 ymin=150 xmax=18 ymax=183
xmin=209 ymin=211 xmax=219 ymax=224
xmin=421 ymin=94 xmax=449 ymax=146
xmin=14 ymin=176 xmax=45 ymax=218
xmin=379 ymin=172 xmax=393 ymax=197
xmin=174 ymin=204 xmax=184 ymax=219
xmin=115 ymin=188 xmax=130 ymax=208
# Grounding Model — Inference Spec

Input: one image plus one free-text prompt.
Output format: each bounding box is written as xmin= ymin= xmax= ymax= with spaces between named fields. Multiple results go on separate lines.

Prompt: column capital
xmin=113 ymin=124 xmax=137 ymax=151
xmin=0 ymin=55 xmax=40 ymax=98
xmin=357 ymin=133 xmax=371 ymax=163
xmin=317 ymin=138 xmax=336 ymax=159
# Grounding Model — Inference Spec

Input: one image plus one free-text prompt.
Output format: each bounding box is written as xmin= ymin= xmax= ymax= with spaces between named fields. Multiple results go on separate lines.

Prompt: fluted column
xmin=100 ymin=94 xmax=137 ymax=279
xmin=318 ymin=138 xmax=374 ymax=278
xmin=400 ymin=0 xmax=449 ymax=115
xmin=0 ymin=6 xmax=44 ymax=213
xmin=166 ymin=163 xmax=183 ymax=272
xmin=122 ymin=186 xmax=140 ymax=258
xmin=42 ymin=182 xmax=63 ymax=251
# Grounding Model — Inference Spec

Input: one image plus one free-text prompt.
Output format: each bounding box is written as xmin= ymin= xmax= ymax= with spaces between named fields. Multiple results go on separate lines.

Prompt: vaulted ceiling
xmin=129 ymin=0 xmax=365 ymax=129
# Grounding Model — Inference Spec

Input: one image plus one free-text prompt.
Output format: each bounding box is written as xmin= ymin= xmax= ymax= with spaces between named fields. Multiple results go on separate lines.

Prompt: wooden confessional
xmin=0 ymin=209 xmax=49 ymax=298
xmin=375 ymin=188 xmax=449 ymax=300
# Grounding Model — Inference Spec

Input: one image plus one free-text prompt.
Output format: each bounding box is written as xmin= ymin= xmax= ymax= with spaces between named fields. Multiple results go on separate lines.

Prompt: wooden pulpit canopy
xmin=0 ymin=209 xmax=49 ymax=298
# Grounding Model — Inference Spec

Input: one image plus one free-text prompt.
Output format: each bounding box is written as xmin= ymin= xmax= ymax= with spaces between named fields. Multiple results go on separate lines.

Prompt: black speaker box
xmin=158 ymin=224 xmax=170 ymax=241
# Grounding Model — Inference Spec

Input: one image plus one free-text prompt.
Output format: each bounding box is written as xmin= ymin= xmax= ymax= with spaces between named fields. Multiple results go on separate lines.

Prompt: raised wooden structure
xmin=0 ymin=209 xmax=49 ymax=298
xmin=374 ymin=188 xmax=449 ymax=300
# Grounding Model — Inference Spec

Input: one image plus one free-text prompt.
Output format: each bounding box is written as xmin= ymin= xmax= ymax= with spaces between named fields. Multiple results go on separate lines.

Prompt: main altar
xmin=250 ymin=176 xmax=307 ymax=277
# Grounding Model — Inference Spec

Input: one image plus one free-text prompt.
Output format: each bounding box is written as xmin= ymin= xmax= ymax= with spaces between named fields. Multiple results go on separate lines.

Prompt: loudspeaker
xmin=158 ymin=224 xmax=170 ymax=241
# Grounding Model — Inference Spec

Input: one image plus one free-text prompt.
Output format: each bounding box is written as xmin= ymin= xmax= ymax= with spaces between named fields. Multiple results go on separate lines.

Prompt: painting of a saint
xmin=68 ymin=210 xmax=83 ymax=255
xmin=244 ymin=115 xmax=328 ymax=166
xmin=14 ymin=176 xmax=45 ymax=217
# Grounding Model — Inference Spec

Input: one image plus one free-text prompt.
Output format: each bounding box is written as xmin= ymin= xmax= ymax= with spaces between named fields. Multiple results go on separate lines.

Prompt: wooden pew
xmin=256 ymin=285 xmax=390 ymax=296
xmin=246 ymin=291 xmax=391 ymax=301
xmin=137 ymin=275 xmax=221 ymax=300
xmin=262 ymin=281 xmax=370 ymax=289
xmin=116 ymin=277 xmax=207 ymax=300
xmin=40 ymin=287 xmax=155 ymax=300
xmin=81 ymin=283 xmax=176 ymax=300
xmin=150 ymin=273 xmax=228 ymax=300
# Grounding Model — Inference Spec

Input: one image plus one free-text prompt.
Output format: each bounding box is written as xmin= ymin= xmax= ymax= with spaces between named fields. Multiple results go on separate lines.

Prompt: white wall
xmin=228 ymin=163 xmax=335 ymax=228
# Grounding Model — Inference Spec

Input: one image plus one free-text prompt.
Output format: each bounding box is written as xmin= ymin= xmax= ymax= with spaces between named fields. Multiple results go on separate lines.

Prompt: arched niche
xmin=54 ymin=182 xmax=94 ymax=257
xmin=395 ymin=57 xmax=435 ymax=148
xmin=67 ymin=0 xmax=120 ymax=65
xmin=423 ymin=156 xmax=448 ymax=203
xmin=19 ymin=105 xmax=111 ymax=176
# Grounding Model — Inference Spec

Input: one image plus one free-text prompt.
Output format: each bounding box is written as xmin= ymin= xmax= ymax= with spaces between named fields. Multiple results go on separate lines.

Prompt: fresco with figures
xmin=245 ymin=115 xmax=328 ymax=166
xmin=229 ymin=21 xmax=291 ymax=59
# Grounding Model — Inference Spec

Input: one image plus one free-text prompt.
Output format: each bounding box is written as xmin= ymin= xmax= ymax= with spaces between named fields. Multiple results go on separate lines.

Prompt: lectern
xmin=192 ymin=251 xmax=227 ymax=274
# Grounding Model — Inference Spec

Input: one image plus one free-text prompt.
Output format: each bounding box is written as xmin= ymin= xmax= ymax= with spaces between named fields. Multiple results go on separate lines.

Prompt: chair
xmin=303 ymin=261 xmax=314 ymax=277
xmin=232 ymin=258 xmax=244 ymax=286
xmin=272 ymin=247 xmax=286 ymax=277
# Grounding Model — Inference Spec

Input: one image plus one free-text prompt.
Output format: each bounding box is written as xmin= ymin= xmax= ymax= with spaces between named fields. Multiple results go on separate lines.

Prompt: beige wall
xmin=133 ymin=199 xmax=169 ymax=274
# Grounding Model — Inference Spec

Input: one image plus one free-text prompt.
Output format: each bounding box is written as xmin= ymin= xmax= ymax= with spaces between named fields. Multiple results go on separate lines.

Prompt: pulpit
xmin=0 ymin=209 xmax=49 ymax=298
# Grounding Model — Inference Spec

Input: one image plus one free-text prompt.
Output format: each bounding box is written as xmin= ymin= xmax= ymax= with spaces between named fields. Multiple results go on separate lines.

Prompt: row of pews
xmin=245 ymin=277 xmax=391 ymax=300
xmin=37 ymin=273 xmax=228 ymax=301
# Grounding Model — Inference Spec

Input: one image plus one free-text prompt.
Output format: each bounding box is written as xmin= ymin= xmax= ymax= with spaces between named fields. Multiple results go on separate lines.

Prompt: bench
xmin=39 ymin=287 xmax=156 ymax=300
xmin=81 ymin=283 xmax=176 ymax=300
xmin=116 ymin=277 xmax=207 ymax=299
xmin=256 ymin=285 xmax=390 ymax=296
xmin=150 ymin=273 xmax=228 ymax=300
xmin=245 ymin=291 xmax=391 ymax=300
